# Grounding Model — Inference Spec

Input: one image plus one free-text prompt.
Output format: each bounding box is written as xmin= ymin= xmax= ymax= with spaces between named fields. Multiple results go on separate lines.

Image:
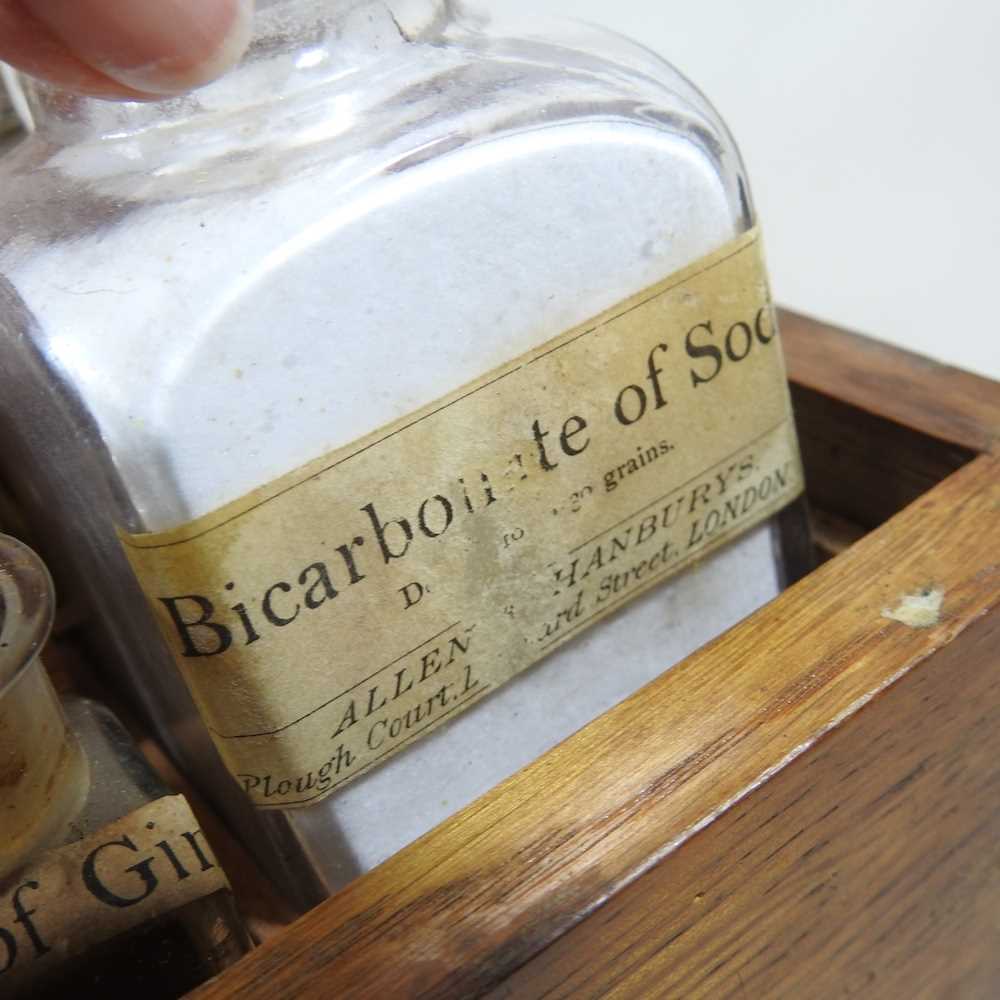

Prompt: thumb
xmin=0 ymin=0 xmax=254 ymax=99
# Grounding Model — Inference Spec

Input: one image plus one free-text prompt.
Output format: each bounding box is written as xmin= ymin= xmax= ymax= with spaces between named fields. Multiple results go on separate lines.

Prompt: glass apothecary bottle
xmin=0 ymin=534 xmax=252 ymax=996
xmin=0 ymin=1 xmax=811 ymax=909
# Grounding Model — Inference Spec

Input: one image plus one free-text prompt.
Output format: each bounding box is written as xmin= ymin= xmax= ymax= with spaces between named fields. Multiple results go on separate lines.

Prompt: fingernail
xmin=18 ymin=0 xmax=255 ymax=96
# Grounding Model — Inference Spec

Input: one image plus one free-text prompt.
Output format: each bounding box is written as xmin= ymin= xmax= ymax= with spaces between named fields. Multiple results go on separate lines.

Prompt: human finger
xmin=0 ymin=0 xmax=254 ymax=100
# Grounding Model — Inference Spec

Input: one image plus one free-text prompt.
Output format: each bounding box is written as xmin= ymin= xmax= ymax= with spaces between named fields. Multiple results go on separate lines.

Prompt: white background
xmin=500 ymin=0 xmax=1000 ymax=379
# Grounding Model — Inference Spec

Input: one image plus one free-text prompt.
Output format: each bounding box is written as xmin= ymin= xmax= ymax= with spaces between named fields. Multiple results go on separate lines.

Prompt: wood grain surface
xmin=490 ymin=556 xmax=1000 ymax=999
xmin=779 ymin=309 xmax=1000 ymax=454
xmin=192 ymin=311 xmax=1000 ymax=999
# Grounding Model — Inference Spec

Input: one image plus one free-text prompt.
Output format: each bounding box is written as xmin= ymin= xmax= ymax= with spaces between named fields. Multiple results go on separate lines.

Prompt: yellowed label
xmin=0 ymin=795 xmax=229 ymax=989
xmin=122 ymin=229 xmax=803 ymax=809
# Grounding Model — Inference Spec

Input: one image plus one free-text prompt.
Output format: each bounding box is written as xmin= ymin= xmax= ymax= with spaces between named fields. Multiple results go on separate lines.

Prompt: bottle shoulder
xmin=0 ymin=16 xmax=746 ymax=231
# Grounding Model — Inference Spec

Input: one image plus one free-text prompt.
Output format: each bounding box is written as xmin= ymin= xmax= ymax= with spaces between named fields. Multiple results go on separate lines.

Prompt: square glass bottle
xmin=0 ymin=1 xmax=811 ymax=909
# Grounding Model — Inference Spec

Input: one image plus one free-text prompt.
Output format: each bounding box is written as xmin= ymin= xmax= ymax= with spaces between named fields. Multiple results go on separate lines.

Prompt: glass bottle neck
xmin=12 ymin=0 xmax=456 ymax=141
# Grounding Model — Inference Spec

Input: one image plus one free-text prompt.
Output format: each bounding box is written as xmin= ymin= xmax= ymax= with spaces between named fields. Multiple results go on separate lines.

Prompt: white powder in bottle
xmin=0 ymin=3 xmax=807 ymax=905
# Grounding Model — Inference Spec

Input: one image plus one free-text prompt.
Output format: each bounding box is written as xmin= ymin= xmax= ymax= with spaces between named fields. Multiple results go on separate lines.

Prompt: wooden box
xmin=181 ymin=311 xmax=998 ymax=997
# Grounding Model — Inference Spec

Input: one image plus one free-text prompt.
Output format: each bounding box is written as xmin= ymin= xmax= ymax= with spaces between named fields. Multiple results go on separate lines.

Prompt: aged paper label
xmin=122 ymin=229 xmax=804 ymax=809
xmin=0 ymin=795 xmax=230 ymax=989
